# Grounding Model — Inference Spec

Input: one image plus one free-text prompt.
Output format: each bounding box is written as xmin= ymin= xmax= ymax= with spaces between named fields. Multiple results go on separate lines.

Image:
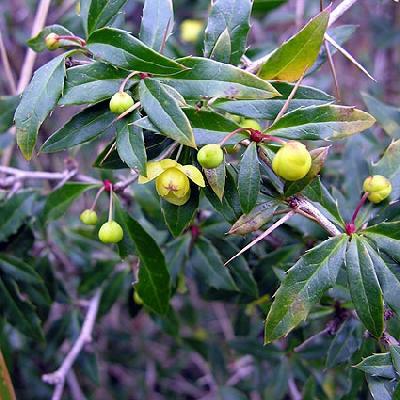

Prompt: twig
xmin=17 ymin=0 xmax=52 ymax=93
xmin=0 ymin=32 xmax=17 ymax=94
xmin=271 ymin=72 xmax=306 ymax=125
xmin=324 ymin=41 xmax=341 ymax=100
xmin=328 ymin=0 xmax=360 ymax=27
xmin=0 ymin=166 xmax=101 ymax=185
xmin=224 ymin=211 xmax=295 ymax=265
xmin=66 ymin=370 xmax=86 ymax=400
xmin=294 ymin=195 xmax=341 ymax=236
xmin=324 ymin=33 xmax=376 ymax=81
xmin=42 ymin=289 xmax=102 ymax=400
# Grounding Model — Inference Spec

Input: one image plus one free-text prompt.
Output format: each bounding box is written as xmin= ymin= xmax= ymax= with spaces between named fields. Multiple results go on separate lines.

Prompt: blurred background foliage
xmin=0 ymin=0 xmax=400 ymax=399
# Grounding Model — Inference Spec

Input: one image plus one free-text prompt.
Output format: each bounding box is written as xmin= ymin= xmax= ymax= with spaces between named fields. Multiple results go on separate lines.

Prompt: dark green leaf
xmin=365 ymin=242 xmax=400 ymax=317
xmin=212 ymin=82 xmax=333 ymax=119
xmin=27 ymin=25 xmax=74 ymax=52
xmin=0 ymin=255 xmax=44 ymax=286
xmin=0 ymin=277 xmax=44 ymax=341
xmin=204 ymin=0 xmax=251 ymax=65
xmin=209 ymin=28 xmax=231 ymax=63
xmin=161 ymin=189 xmax=199 ymax=237
xmin=0 ymin=96 xmax=19 ymax=134
xmin=98 ymin=270 xmax=128 ymax=318
xmin=139 ymin=0 xmax=174 ymax=51
xmin=326 ymin=319 xmax=362 ymax=368
xmin=238 ymin=142 xmax=260 ymax=214
xmin=366 ymin=376 xmax=396 ymax=400
xmin=303 ymin=177 xmax=345 ymax=226
xmin=116 ymin=111 xmax=147 ymax=174
xmin=15 ymin=54 xmax=66 ymax=159
xmin=41 ymin=102 xmax=114 ymax=153
xmin=0 ymin=191 xmax=34 ymax=243
xmin=139 ymin=79 xmax=195 ymax=147
xmin=363 ymin=93 xmax=400 ymax=138
xmin=345 ymin=236 xmax=384 ymax=337
xmin=159 ymin=57 xmax=280 ymax=99
xmin=60 ymin=62 xmax=137 ymax=106
xmin=80 ymin=0 xmax=128 ymax=36
xmin=355 ymin=353 xmax=395 ymax=379
xmin=258 ymin=8 xmax=330 ymax=81
xmin=390 ymin=345 xmax=400 ymax=376
xmin=42 ymin=182 xmax=96 ymax=222
xmin=79 ymin=260 xmax=115 ymax=295
xmin=135 ymin=108 xmax=245 ymax=145
xmin=266 ymin=105 xmax=376 ymax=141
xmin=116 ymin=209 xmax=171 ymax=315
xmin=363 ymin=222 xmax=400 ymax=262
xmin=87 ymin=28 xmax=186 ymax=75
xmin=191 ymin=237 xmax=238 ymax=291
xmin=264 ymin=235 xmax=348 ymax=343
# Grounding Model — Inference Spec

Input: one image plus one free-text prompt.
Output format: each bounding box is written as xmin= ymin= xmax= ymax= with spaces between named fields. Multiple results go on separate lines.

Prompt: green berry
xmin=197 ymin=144 xmax=224 ymax=169
xmin=45 ymin=33 xmax=60 ymax=50
xmin=109 ymin=92 xmax=134 ymax=114
xmin=98 ymin=221 xmax=124 ymax=243
xmin=363 ymin=175 xmax=392 ymax=204
xmin=80 ymin=209 xmax=97 ymax=225
xmin=241 ymin=119 xmax=261 ymax=131
xmin=272 ymin=141 xmax=312 ymax=181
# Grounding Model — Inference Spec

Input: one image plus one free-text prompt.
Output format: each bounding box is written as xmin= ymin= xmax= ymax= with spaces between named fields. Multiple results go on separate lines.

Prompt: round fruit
xmin=241 ymin=119 xmax=262 ymax=131
xmin=180 ymin=19 xmax=203 ymax=43
xmin=156 ymin=168 xmax=190 ymax=198
xmin=197 ymin=144 xmax=224 ymax=169
xmin=109 ymin=92 xmax=134 ymax=114
xmin=272 ymin=141 xmax=312 ymax=181
xmin=80 ymin=209 xmax=97 ymax=225
xmin=45 ymin=33 xmax=60 ymax=50
xmin=98 ymin=221 xmax=124 ymax=243
xmin=363 ymin=175 xmax=392 ymax=204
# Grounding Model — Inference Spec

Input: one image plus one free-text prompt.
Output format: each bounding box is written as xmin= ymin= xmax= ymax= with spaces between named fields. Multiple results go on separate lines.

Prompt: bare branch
xmin=42 ymin=289 xmax=102 ymax=400
xmin=328 ymin=0 xmax=360 ymax=27
xmin=0 ymin=32 xmax=17 ymax=94
xmin=224 ymin=211 xmax=295 ymax=265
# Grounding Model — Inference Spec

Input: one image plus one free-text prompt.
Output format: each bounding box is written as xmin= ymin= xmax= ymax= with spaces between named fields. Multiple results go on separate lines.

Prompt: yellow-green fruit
xmin=241 ymin=119 xmax=262 ymax=131
xmin=363 ymin=175 xmax=392 ymax=204
xmin=156 ymin=168 xmax=190 ymax=198
xmin=197 ymin=144 xmax=224 ymax=169
xmin=272 ymin=141 xmax=312 ymax=181
xmin=80 ymin=209 xmax=97 ymax=225
xmin=109 ymin=92 xmax=134 ymax=114
xmin=45 ymin=33 xmax=60 ymax=50
xmin=98 ymin=221 xmax=124 ymax=243
xmin=180 ymin=19 xmax=203 ymax=43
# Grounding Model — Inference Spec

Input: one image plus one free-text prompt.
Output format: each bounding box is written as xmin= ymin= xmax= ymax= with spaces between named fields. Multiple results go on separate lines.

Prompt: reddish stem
xmin=345 ymin=192 xmax=369 ymax=235
xmin=103 ymin=179 xmax=113 ymax=192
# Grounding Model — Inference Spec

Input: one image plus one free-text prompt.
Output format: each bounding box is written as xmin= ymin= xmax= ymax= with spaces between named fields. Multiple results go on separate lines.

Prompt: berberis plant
xmin=0 ymin=0 xmax=399 ymax=398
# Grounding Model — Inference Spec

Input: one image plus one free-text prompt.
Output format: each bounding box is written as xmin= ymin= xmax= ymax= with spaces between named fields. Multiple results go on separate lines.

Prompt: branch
xmin=0 ymin=32 xmax=17 ymax=94
xmin=225 ymin=211 xmax=295 ymax=265
xmin=1 ymin=0 xmax=52 ymax=167
xmin=328 ymin=0 xmax=360 ymax=27
xmin=293 ymin=195 xmax=342 ymax=236
xmin=42 ymin=289 xmax=102 ymax=400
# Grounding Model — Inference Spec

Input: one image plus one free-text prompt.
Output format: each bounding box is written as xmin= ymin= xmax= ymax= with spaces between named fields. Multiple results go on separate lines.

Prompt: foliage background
xmin=0 ymin=0 xmax=400 ymax=399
